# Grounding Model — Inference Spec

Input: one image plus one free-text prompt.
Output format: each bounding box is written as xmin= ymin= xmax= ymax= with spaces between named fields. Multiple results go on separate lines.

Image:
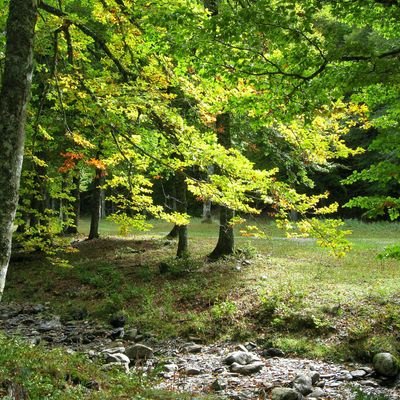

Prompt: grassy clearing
xmin=4 ymin=218 xmax=400 ymax=365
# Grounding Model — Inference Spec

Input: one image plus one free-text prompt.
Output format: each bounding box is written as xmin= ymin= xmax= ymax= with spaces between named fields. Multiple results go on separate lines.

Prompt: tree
xmin=0 ymin=0 xmax=37 ymax=300
xmin=208 ymin=112 xmax=235 ymax=259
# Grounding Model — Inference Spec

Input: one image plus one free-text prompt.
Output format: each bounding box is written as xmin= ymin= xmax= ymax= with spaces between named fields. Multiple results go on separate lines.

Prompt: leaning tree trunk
xmin=88 ymin=166 xmax=104 ymax=240
xmin=175 ymin=171 xmax=188 ymax=258
xmin=0 ymin=0 xmax=37 ymax=301
xmin=208 ymin=113 xmax=235 ymax=260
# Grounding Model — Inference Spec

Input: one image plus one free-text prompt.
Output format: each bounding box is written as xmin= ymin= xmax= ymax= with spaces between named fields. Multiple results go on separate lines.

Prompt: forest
xmin=0 ymin=0 xmax=400 ymax=399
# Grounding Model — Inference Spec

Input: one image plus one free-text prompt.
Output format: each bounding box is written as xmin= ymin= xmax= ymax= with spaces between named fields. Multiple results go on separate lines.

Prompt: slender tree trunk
xmin=0 ymin=0 xmax=37 ymax=301
xmin=88 ymin=167 xmax=104 ymax=240
xmin=166 ymin=175 xmax=179 ymax=239
xmin=30 ymin=159 xmax=47 ymax=228
xmin=175 ymin=171 xmax=188 ymax=258
xmin=202 ymin=201 xmax=212 ymax=223
xmin=65 ymin=173 xmax=80 ymax=234
xmin=202 ymin=165 xmax=214 ymax=223
xmin=208 ymin=113 xmax=235 ymax=260
xmin=100 ymin=188 xmax=106 ymax=219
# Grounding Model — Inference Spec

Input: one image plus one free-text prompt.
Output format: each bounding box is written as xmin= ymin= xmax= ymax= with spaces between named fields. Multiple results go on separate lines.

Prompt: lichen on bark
xmin=0 ymin=0 xmax=37 ymax=300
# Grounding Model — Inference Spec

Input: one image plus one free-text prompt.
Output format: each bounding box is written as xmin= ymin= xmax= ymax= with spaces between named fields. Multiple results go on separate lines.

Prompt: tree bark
xmin=166 ymin=175 xmax=179 ymax=239
xmin=208 ymin=113 xmax=235 ymax=260
xmin=88 ymin=167 xmax=104 ymax=240
xmin=175 ymin=171 xmax=188 ymax=258
xmin=0 ymin=0 xmax=37 ymax=301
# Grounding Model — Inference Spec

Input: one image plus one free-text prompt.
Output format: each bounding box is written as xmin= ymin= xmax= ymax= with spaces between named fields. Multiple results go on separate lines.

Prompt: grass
xmin=0 ymin=333 xmax=219 ymax=400
xmin=4 ymin=218 xmax=400 ymax=367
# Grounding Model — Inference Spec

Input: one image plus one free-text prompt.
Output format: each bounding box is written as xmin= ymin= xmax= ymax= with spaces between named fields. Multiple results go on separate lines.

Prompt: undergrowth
xmin=3 ymin=219 xmax=400 ymax=364
xmin=0 ymin=334 xmax=217 ymax=400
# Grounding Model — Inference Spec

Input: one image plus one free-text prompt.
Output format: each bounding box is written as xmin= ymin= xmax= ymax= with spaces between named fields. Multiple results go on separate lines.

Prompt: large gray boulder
xmin=373 ymin=352 xmax=399 ymax=377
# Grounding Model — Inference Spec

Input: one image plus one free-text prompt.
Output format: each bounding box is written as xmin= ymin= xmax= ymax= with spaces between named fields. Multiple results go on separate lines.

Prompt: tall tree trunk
xmin=166 ymin=175 xmax=179 ymax=239
xmin=0 ymin=0 xmax=37 ymax=301
xmin=88 ymin=167 xmax=104 ymax=240
xmin=208 ymin=113 xmax=235 ymax=260
xmin=175 ymin=171 xmax=188 ymax=258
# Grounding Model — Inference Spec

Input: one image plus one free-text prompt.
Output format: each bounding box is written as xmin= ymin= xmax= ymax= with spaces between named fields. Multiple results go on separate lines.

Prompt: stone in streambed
xmin=373 ymin=352 xmax=399 ymax=378
xmin=271 ymin=387 xmax=303 ymax=400
xmin=224 ymin=351 xmax=260 ymax=365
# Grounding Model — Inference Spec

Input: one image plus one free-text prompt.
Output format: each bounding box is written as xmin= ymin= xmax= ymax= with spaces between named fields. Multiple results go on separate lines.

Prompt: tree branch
xmin=38 ymin=0 xmax=135 ymax=81
xmin=341 ymin=47 xmax=400 ymax=62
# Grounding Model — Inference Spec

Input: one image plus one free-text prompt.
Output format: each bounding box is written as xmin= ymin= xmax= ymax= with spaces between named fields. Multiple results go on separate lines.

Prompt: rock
xmin=224 ymin=351 xmax=260 ymax=365
xmin=310 ymin=371 xmax=320 ymax=385
xmin=102 ymin=346 xmax=125 ymax=354
xmin=31 ymin=304 xmax=45 ymax=314
xmin=28 ymin=336 xmax=41 ymax=346
xmin=105 ymin=352 xmax=130 ymax=365
xmin=38 ymin=317 xmax=62 ymax=332
xmin=337 ymin=372 xmax=353 ymax=381
xmin=292 ymin=374 xmax=313 ymax=395
xmin=351 ymin=369 xmax=368 ymax=379
xmin=125 ymin=344 xmax=153 ymax=360
xmin=271 ymin=387 xmax=302 ymax=400
xmin=230 ymin=361 xmax=264 ymax=375
xmin=262 ymin=348 xmax=285 ymax=358
xmin=359 ymin=380 xmax=379 ymax=387
xmin=373 ymin=352 xmax=399 ymax=377
xmin=308 ymin=387 xmax=325 ymax=398
xmin=109 ymin=327 xmax=124 ymax=340
xmin=185 ymin=344 xmax=202 ymax=353
xmin=188 ymin=336 xmax=202 ymax=343
xmin=211 ymin=378 xmax=227 ymax=391
xmin=163 ymin=363 xmax=178 ymax=372
xmin=110 ymin=314 xmax=126 ymax=328
xmin=124 ymin=328 xmax=138 ymax=341
xmin=185 ymin=366 xmax=202 ymax=375
xmin=244 ymin=342 xmax=257 ymax=351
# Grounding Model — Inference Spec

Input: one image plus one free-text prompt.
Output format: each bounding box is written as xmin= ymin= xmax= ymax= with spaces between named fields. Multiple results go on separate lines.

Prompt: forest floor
xmin=2 ymin=218 xmax=400 ymax=399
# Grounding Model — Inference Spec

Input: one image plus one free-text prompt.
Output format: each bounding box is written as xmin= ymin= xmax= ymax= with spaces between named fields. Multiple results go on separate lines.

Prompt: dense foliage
xmin=0 ymin=0 xmax=399 ymax=281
